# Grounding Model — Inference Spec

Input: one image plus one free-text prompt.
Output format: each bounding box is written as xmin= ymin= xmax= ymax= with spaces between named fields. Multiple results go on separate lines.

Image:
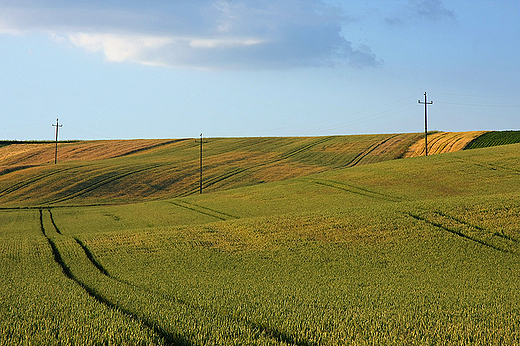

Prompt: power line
xmin=294 ymin=103 xmax=418 ymax=136
xmin=243 ymin=96 xmax=419 ymax=137
xmin=435 ymin=101 xmax=520 ymax=108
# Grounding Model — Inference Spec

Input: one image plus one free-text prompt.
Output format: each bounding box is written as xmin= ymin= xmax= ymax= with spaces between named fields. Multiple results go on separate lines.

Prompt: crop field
xmin=402 ymin=131 xmax=486 ymax=158
xmin=1 ymin=135 xmax=520 ymax=344
xmin=0 ymin=134 xmax=428 ymax=207
xmin=465 ymin=130 xmax=520 ymax=149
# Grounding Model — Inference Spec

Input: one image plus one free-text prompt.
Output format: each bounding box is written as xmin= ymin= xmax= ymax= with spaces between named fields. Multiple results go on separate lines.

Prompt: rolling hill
xmin=0 ymin=131 xmax=506 ymax=207
xmin=0 ymin=134 xmax=426 ymax=207
xmin=2 ymin=132 xmax=520 ymax=344
xmin=2 ymin=140 xmax=520 ymax=344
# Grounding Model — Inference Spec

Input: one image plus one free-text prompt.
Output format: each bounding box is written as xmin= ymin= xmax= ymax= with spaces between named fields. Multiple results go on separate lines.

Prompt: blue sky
xmin=1 ymin=0 xmax=519 ymax=140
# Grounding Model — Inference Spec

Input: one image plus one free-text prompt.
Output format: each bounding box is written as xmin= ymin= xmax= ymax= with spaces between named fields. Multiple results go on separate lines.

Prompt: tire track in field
xmin=0 ymin=164 xmax=38 ymax=176
xmin=426 ymin=132 xmax=448 ymax=155
xmin=181 ymin=137 xmax=335 ymax=196
xmin=44 ymin=209 xmax=316 ymax=346
xmin=47 ymin=209 xmax=62 ymax=235
xmin=442 ymin=134 xmax=467 ymax=153
xmin=0 ymin=166 xmax=80 ymax=199
xmin=74 ymin=237 xmax=110 ymax=277
xmin=114 ymin=139 xmax=188 ymax=158
xmin=75 ymin=229 xmax=317 ymax=346
xmin=405 ymin=210 xmax=518 ymax=255
xmin=453 ymin=158 xmax=520 ymax=175
xmin=46 ymin=163 xmax=164 ymax=204
xmin=39 ymin=208 xmax=47 ymax=237
xmin=73 ymin=230 xmax=316 ymax=346
xmin=277 ymin=136 xmax=335 ymax=162
xmin=346 ymin=134 xmax=400 ymax=167
xmin=168 ymin=201 xmax=239 ymax=221
xmin=310 ymin=179 xmax=403 ymax=202
xmin=40 ymin=209 xmax=192 ymax=346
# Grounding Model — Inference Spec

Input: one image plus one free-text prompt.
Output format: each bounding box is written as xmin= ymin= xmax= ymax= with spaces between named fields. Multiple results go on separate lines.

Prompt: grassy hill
xmin=3 ymin=131 xmax=510 ymax=207
xmin=2 ymin=131 xmax=520 ymax=344
xmin=1 ymin=134 xmax=428 ymax=207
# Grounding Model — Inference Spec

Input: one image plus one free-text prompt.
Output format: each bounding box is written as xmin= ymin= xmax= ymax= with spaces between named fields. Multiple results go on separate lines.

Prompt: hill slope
xmin=1 ymin=134 xmax=425 ymax=207
xmin=2 ymin=142 xmax=520 ymax=344
xmin=1 ymin=130 xmax=512 ymax=207
xmin=402 ymin=131 xmax=485 ymax=157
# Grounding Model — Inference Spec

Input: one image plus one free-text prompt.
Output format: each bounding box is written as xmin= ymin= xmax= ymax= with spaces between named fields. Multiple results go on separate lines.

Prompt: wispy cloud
xmin=385 ymin=0 xmax=456 ymax=25
xmin=0 ymin=0 xmax=381 ymax=70
xmin=412 ymin=0 xmax=455 ymax=21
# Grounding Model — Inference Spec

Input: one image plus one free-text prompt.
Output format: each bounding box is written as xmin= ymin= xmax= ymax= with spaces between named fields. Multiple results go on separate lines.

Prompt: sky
xmin=0 ymin=0 xmax=519 ymax=140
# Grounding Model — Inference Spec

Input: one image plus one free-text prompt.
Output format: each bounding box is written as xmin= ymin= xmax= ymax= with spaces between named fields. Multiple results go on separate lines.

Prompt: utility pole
xmin=418 ymin=92 xmax=433 ymax=156
xmin=199 ymin=133 xmax=203 ymax=194
xmin=52 ymin=118 xmax=63 ymax=164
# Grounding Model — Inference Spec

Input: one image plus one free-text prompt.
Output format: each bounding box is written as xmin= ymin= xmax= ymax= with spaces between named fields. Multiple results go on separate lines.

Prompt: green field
xmin=465 ymin=130 xmax=520 ymax=149
xmin=1 ymin=136 xmax=520 ymax=344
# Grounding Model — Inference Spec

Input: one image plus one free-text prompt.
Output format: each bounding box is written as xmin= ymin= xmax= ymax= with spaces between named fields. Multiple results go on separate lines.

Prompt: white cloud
xmin=189 ymin=38 xmax=267 ymax=49
xmin=0 ymin=19 xmax=22 ymax=34
xmin=68 ymin=33 xmax=173 ymax=63
xmin=0 ymin=1 xmax=381 ymax=70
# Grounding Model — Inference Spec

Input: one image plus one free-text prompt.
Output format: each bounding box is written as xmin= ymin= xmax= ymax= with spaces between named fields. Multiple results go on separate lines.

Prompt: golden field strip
xmin=402 ymin=131 xmax=486 ymax=158
xmin=1 ymin=133 xmax=520 ymax=345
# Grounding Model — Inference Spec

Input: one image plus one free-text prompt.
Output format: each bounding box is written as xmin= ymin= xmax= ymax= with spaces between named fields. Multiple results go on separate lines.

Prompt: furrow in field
xmin=310 ymin=179 xmax=402 ymax=202
xmin=0 ymin=166 xmax=80 ymax=198
xmin=405 ymin=211 xmax=518 ymax=254
xmin=47 ymin=164 xmax=164 ymax=204
xmin=464 ymin=130 xmax=520 ymax=149
xmin=346 ymin=134 xmax=400 ymax=167
xmin=169 ymin=201 xmax=239 ymax=221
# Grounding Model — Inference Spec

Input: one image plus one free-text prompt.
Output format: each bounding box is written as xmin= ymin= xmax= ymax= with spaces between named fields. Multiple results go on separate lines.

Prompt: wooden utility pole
xmin=199 ymin=133 xmax=203 ymax=194
xmin=52 ymin=118 xmax=62 ymax=164
xmin=418 ymin=92 xmax=433 ymax=156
